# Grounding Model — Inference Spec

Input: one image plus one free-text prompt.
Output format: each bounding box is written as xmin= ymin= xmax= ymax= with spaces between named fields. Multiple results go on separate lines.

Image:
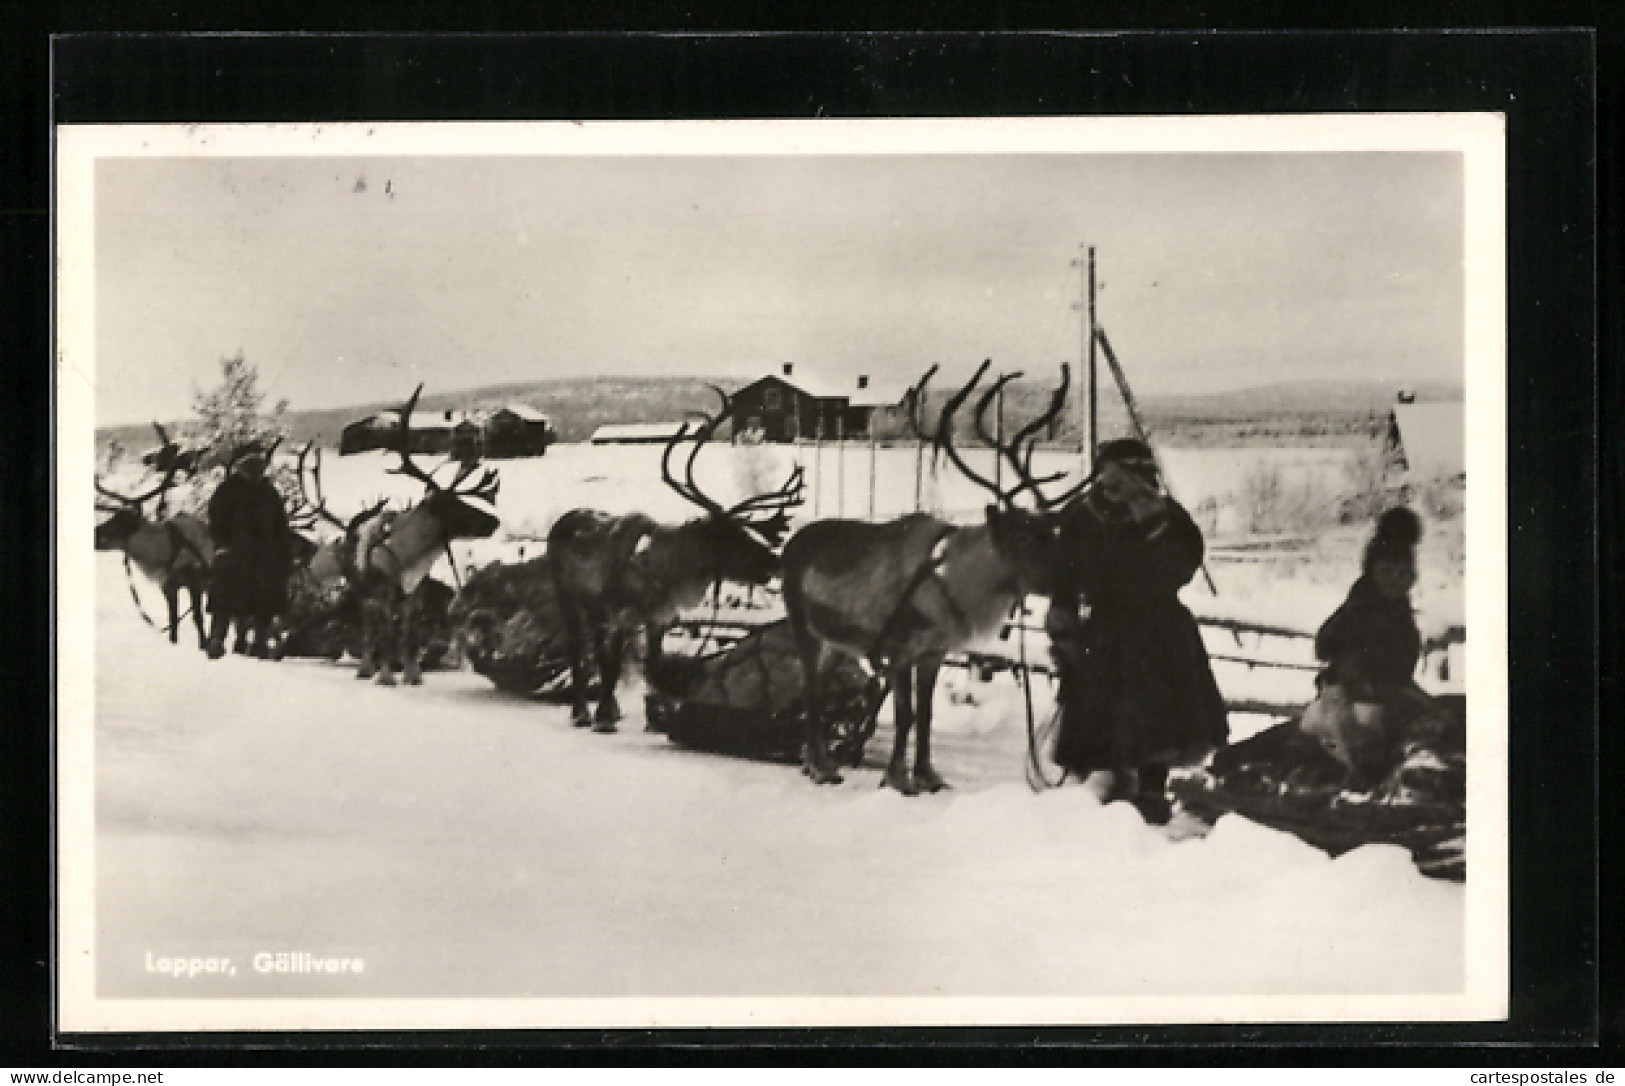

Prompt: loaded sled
xmin=451 ymin=556 xmax=585 ymax=697
xmin=1171 ymin=693 xmax=1467 ymax=881
xmin=645 ymin=619 xmax=879 ymax=766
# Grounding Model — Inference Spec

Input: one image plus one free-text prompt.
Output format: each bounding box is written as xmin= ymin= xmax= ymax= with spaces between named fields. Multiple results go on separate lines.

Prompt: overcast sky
xmin=93 ymin=151 xmax=1463 ymax=427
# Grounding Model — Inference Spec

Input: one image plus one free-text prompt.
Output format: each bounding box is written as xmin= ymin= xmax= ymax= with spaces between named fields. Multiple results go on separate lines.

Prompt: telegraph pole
xmin=1071 ymin=244 xmax=1098 ymax=468
xmin=1086 ymin=244 xmax=1098 ymax=473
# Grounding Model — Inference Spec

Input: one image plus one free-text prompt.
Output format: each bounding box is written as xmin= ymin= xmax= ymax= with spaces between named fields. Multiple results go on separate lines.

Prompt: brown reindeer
xmin=353 ymin=385 xmax=502 ymax=686
xmin=547 ymin=388 xmax=805 ymax=732
xmin=780 ymin=361 xmax=1075 ymax=792
xmin=95 ymin=462 xmax=214 ymax=648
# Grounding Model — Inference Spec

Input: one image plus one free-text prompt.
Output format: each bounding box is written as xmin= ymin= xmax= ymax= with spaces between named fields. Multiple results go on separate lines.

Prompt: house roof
xmin=345 ymin=413 xmax=398 ymax=430
xmin=744 ymin=372 xmax=907 ymax=409
xmin=1389 ymin=402 xmax=1465 ymax=479
xmin=495 ymin=404 xmax=550 ymax=423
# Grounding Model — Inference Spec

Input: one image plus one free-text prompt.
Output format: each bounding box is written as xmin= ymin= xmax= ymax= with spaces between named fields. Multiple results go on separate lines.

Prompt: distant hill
xmin=96 ymin=375 xmax=1463 ymax=454
xmin=1143 ymin=378 xmax=1464 ymax=418
xmin=97 ymin=377 xmax=757 ymax=452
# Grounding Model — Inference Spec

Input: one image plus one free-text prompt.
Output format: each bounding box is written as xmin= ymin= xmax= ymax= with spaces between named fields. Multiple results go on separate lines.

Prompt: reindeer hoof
xmin=377 ymin=673 xmax=397 ymax=687
xmin=591 ymin=720 xmax=618 ymax=734
xmin=883 ymin=766 xmax=919 ymax=795
xmin=807 ymin=764 xmax=843 ymax=786
xmin=404 ymin=673 xmax=423 ymax=686
xmin=913 ymin=768 xmax=949 ymax=794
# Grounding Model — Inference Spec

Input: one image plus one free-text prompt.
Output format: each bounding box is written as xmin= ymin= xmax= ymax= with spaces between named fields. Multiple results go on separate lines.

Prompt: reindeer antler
xmin=94 ymin=461 xmax=181 ymax=512
xmin=1025 ymin=364 xmax=1101 ymax=510
xmin=384 ymin=385 xmax=501 ymax=507
xmin=661 ymin=387 xmax=733 ymax=518
xmin=385 ymin=383 xmax=441 ymax=491
xmin=659 ymin=386 xmax=803 ymax=546
xmin=293 ymin=442 xmax=349 ymax=531
xmin=903 ymin=364 xmax=940 ymax=439
xmin=930 ymin=360 xmax=1023 ymax=506
xmin=971 ymin=365 xmax=1073 ymax=506
xmin=726 ymin=463 xmax=806 ymax=547
xmin=293 ymin=441 xmax=399 ymax=537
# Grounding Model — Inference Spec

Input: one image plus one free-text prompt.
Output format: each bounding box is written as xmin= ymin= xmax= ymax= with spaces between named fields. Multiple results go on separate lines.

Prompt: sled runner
xmin=645 ymin=620 xmax=878 ymax=765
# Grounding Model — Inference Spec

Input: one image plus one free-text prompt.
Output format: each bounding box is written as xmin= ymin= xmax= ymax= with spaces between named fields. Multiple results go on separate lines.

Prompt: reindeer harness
xmin=863 ymin=527 xmax=969 ymax=674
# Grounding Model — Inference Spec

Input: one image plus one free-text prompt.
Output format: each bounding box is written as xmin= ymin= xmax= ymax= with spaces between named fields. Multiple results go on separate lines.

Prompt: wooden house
xmin=731 ymin=364 xmax=910 ymax=443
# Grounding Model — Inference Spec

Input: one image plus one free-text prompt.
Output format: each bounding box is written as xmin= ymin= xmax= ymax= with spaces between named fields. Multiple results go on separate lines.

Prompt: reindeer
xmin=547 ymin=388 xmax=805 ymax=732
xmin=780 ymin=361 xmax=1076 ymax=792
xmin=267 ymin=442 xmax=393 ymax=660
xmin=94 ymin=461 xmax=214 ymax=648
xmin=352 ymin=385 xmax=501 ymax=686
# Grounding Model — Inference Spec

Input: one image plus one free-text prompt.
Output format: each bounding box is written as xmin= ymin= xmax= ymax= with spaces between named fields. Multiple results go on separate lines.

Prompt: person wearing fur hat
xmin=1305 ymin=506 xmax=1443 ymax=785
xmin=1045 ymin=438 xmax=1230 ymax=824
xmin=204 ymin=442 xmax=293 ymax=660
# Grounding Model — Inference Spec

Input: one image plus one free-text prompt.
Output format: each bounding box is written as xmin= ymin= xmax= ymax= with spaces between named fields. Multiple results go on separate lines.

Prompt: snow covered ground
xmin=70 ymin=442 xmax=1479 ymax=1026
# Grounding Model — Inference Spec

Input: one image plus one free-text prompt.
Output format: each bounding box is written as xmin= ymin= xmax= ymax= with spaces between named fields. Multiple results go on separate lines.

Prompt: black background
xmin=3 ymin=7 xmax=1613 ymax=1068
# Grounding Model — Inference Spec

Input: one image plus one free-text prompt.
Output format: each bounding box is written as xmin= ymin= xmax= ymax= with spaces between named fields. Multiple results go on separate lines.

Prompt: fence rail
xmin=666 ymin=611 xmax=1463 ymax=720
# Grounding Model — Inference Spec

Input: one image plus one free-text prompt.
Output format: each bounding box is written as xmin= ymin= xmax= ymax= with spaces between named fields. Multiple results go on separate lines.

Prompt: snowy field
xmin=76 ymin=441 xmax=1473 ymax=1019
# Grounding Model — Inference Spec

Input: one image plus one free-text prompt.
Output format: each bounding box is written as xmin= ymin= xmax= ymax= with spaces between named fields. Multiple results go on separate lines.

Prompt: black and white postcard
xmin=58 ymin=114 xmax=1508 ymax=1032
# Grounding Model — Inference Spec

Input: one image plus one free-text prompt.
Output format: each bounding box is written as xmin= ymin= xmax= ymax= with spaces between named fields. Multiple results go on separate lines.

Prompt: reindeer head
xmin=661 ymin=386 xmax=806 ymax=586
xmin=94 ymin=462 xmax=182 ymax=550
xmin=386 ymin=385 xmax=503 ymax=543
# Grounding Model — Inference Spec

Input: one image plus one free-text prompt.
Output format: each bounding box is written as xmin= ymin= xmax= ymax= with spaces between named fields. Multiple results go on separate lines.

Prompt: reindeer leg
xmin=801 ymin=645 xmax=843 ymax=785
xmin=592 ymin=627 xmax=622 ymax=732
xmin=356 ymin=595 xmax=378 ymax=680
xmin=165 ymin=583 xmax=181 ymax=644
xmin=883 ymin=664 xmax=919 ymax=794
xmin=561 ymin=607 xmax=592 ymax=727
xmin=912 ymin=655 xmax=949 ymax=793
xmin=645 ymin=623 xmax=664 ymax=672
xmin=401 ymin=593 xmax=423 ymax=686
xmin=249 ymin=614 xmax=272 ymax=658
xmin=375 ymin=595 xmax=399 ymax=686
xmin=205 ymin=610 xmax=228 ymax=660
xmin=192 ymin=586 xmax=209 ymax=650
xmin=643 ymin=623 xmax=665 ymax=732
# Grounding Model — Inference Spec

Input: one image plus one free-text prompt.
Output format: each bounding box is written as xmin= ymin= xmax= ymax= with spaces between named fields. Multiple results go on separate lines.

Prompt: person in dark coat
xmin=1308 ymin=506 xmax=1444 ymax=783
xmin=1046 ymin=439 xmax=1229 ymax=824
xmin=205 ymin=444 xmax=293 ymax=659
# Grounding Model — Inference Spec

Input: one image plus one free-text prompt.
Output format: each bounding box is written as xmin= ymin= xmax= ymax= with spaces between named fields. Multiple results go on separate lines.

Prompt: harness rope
xmin=830 ymin=527 xmax=962 ymax=765
xmin=120 ymin=522 xmax=209 ymax=636
xmin=122 ymin=552 xmax=169 ymax=631
xmin=1020 ymin=603 xmax=1068 ymax=792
